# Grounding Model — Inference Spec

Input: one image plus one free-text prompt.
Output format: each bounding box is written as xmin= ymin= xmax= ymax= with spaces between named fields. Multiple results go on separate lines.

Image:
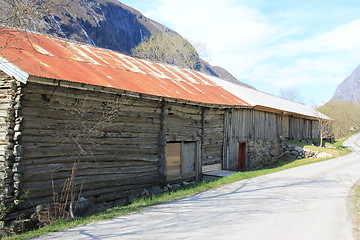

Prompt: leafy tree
xmin=131 ymin=32 xmax=200 ymax=69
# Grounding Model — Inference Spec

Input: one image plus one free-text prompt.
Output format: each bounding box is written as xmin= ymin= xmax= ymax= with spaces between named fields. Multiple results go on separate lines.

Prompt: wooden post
xmin=198 ymin=107 xmax=206 ymax=181
xmin=195 ymin=141 xmax=201 ymax=182
xmin=157 ymin=99 xmax=166 ymax=184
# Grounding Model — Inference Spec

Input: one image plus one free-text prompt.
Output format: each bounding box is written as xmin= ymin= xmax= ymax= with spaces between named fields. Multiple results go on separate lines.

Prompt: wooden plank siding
xmin=223 ymin=109 xmax=320 ymax=170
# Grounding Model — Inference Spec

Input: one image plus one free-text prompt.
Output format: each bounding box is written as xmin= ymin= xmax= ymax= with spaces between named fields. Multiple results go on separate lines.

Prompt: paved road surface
xmin=36 ymin=133 xmax=360 ymax=240
xmin=344 ymin=132 xmax=360 ymax=152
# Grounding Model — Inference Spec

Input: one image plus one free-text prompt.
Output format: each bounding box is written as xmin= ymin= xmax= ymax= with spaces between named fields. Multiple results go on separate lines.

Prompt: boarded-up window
xmin=165 ymin=142 xmax=196 ymax=181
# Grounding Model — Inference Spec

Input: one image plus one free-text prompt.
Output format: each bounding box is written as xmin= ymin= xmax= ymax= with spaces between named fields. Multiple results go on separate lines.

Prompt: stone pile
xmin=283 ymin=143 xmax=333 ymax=159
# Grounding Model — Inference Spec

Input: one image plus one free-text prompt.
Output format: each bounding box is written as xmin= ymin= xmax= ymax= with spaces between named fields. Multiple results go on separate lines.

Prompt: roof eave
xmin=0 ymin=56 xmax=29 ymax=84
xmin=27 ymin=76 xmax=252 ymax=109
xmin=253 ymin=105 xmax=330 ymax=121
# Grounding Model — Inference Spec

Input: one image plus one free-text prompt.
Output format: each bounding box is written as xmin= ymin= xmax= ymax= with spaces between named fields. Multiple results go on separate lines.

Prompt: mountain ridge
xmin=331 ymin=64 xmax=360 ymax=102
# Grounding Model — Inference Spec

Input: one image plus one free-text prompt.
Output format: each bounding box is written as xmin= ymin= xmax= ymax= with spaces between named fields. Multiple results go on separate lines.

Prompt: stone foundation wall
xmin=247 ymin=139 xmax=283 ymax=169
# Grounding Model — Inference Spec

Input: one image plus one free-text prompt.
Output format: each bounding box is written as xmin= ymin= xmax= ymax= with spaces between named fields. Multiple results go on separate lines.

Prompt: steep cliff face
xmin=42 ymin=0 xmax=172 ymax=54
xmin=331 ymin=65 xmax=360 ymax=102
xmin=29 ymin=0 xmax=250 ymax=86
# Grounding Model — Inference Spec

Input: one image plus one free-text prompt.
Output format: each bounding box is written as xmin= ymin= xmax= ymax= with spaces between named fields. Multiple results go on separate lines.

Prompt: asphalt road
xmin=36 ymin=133 xmax=360 ymax=240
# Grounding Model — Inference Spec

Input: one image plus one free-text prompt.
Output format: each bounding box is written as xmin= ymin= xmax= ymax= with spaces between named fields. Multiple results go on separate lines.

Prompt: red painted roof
xmin=0 ymin=28 xmax=250 ymax=106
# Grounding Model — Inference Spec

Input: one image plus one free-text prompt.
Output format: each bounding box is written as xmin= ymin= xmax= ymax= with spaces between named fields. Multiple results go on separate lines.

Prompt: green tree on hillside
xmin=317 ymin=100 xmax=360 ymax=138
xmin=131 ymin=33 xmax=200 ymax=69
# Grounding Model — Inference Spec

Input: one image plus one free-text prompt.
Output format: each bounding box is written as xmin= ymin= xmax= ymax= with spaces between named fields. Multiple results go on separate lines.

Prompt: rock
xmin=304 ymin=150 xmax=314 ymax=158
xmin=294 ymin=146 xmax=303 ymax=152
xmin=290 ymin=151 xmax=298 ymax=156
xmin=128 ymin=192 xmax=140 ymax=203
xmin=140 ymin=189 xmax=150 ymax=198
xmin=9 ymin=219 xmax=35 ymax=233
xmin=316 ymin=152 xmax=332 ymax=158
xmin=30 ymin=212 xmax=39 ymax=225
xmin=171 ymin=184 xmax=181 ymax=189
xmin=149 ymin=186 xmax=162 ymax=196
xmin=182 ymin=181 xmax=190 ymax=185
xmin=112 ymin=198 xmax=129 ymax=207
xmin=13 ymin=145 xmax=22 ymax=156
xmin=74 ymin=197 xmax=93 ymax=217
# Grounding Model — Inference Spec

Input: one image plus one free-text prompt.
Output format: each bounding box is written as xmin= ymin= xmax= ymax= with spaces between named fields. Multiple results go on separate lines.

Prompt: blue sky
xmin=119 ymin=0 xmax=360 ymax=105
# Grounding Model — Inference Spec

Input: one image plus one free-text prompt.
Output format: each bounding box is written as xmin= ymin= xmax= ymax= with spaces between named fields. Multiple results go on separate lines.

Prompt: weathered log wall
xmin=162 ymin=104 xmax=225 ymax=179
xmin=0 ymin=73 xmax=23 ymax=222
xmin=3 ymin=79 xmax=230 ymax=220
xmin=0 ymin=75 xmax=325 ymax=223
xmin=164 ymin=104 xmax=202 ymax=142
xmin=202 ymin=109 xmax=225 ymax=167
xmin=16 ymin=81 xmax=162 ymax=215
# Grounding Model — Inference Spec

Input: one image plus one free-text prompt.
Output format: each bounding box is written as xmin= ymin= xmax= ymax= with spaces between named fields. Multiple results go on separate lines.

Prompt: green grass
xmin=4 ymin=141 xmax=352 ymax=240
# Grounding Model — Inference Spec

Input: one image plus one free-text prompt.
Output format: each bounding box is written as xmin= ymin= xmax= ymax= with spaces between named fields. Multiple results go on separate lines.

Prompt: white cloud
xmin=147 ymin=0 xmax=276 ymax=54
xmin=146 ymin=0 xmax=360 ymax=104
xmin=276 ymin=19 xmax=360 ymax=55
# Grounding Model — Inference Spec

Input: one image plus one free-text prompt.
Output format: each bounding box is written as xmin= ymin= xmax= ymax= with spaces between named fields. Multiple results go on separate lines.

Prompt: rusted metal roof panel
xmin=0 ymin=29 xmax=250 ymax=106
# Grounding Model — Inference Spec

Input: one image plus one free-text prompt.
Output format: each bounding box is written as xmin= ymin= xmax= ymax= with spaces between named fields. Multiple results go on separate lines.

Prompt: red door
xmin=238 ymin=142 xmax=247 ymax=171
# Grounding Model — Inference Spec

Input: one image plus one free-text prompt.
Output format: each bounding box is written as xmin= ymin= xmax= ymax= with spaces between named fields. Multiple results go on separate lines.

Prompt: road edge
xmin=349 ymin=180 xmax=360 ymax=240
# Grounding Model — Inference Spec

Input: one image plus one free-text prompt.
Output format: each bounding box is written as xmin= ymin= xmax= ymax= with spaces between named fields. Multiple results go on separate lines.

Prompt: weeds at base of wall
xmin=0 ymin=161 xmax=84 ymax=238
xmin=32 ymin=160 xmax=84 ymax=229
xmin=0 ymin=191 xmax=30 ymax=236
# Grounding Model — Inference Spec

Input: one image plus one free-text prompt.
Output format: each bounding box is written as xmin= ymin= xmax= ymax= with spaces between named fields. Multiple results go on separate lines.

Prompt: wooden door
xmin=238 ymin=142 xmax=247 ymax=171
xmin=181 ymin=142 xmax=196 ymax=176
xmin=165 ymin=143 xmax=181 ymax=181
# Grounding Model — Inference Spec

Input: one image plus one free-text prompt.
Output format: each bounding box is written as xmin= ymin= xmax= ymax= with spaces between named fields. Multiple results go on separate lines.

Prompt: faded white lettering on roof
xmin=33 ymin=45 xmax=54 ymax=56
xmin=136 ymin=58 xmax=171 ymax=79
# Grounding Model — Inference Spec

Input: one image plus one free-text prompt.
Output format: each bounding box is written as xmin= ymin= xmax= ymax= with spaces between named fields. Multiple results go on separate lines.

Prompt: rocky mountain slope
xmin=331 ymin=65 xmax=360 ymax=102
xmin=16 ymin=0 xmax=251 ymax=87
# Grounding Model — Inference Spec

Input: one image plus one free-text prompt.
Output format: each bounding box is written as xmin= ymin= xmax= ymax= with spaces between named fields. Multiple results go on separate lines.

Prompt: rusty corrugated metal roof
xmin=0 ymin=28 xmax=250 ymax=106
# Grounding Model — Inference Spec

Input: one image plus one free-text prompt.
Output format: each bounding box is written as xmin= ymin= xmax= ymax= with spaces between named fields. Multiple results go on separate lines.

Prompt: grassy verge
xmin=5 ymin=141 xmax=351 ymax=240
xmin=353 ymin=182 xmax=360 ymax=240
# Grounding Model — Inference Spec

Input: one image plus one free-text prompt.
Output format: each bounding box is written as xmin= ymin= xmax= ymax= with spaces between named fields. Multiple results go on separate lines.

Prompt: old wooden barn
xmin=0 ymin=28 xmax=329 ymax=223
